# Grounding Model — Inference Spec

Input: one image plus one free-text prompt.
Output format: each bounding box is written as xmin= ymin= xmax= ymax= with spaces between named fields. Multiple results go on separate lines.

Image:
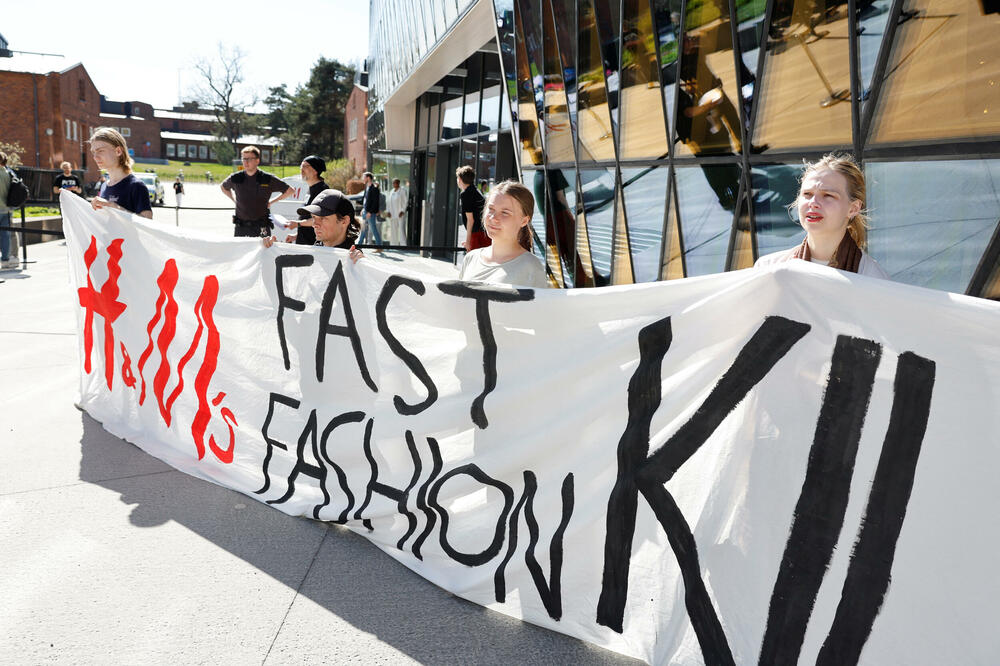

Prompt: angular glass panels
xmin=866 ymin=159 xmax=1000 ymax=292
xmin=544 ymin=167 xmax=579 ymax=286
xmin=751 ymin=163 xmax=805 ymax=259
xmin=621 ymin=166 xmax=669 ymax=282
xmin=577 ymin=0 xmax=617 ymax=162
xmin=619 ymin=0 xmax=670 ymax=160
xmin=870 ymin=0 xmax=1000 ymax=144
xmin=543 ymin=0 xmax=576 ymax=163
xmin=675 ymin=163 xmax=740 ymax=276
xmin=579 ymin=167 xmax=617 ymax=282
xmin=752 ymin=1 xmax=852 ymax=151
xmin=675 ymin=1 xmax=744 ymax=156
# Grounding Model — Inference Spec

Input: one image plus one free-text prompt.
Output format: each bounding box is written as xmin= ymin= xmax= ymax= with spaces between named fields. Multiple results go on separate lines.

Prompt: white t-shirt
xmin=458 ymin=248 xmax=549 ymax=288
xmin=755 ymin=247 xmax=890 ymax=279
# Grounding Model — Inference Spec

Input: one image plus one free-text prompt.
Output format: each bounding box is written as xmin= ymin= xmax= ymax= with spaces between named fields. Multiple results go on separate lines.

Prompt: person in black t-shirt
xmin=456 ymin=165 xmax=488 ymax=251
xmin=88 ymin=128 xmax=152 ymax=219
xmin=287 ymin=155 xmax=327 ymax=246
xmin=53 ymin=162 xmax=84 ymax=197
xmin=220 ymin=146 xmax=294 ymax=237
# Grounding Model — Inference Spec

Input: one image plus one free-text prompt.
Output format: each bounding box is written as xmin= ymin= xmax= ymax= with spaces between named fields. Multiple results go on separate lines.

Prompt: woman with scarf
xmin=755 ymin=154 xmax=888 ymax=279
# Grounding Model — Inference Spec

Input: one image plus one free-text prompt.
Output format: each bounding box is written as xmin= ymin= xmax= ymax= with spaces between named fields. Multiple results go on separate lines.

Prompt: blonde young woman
xmin=755 ymin=154 xmax=888 ymax=279
xmin=458 ymin=180 xmax=548 ymax=288
xmin=88 ymin=128 xmax=152 ymax=219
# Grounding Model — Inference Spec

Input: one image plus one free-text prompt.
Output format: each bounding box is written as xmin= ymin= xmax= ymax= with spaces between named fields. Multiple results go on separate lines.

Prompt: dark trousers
xmin=234 ymin=224 xmax=270 ymax=238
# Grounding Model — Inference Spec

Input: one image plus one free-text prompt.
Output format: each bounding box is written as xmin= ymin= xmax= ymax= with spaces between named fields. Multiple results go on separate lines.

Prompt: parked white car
xmin=135 ymin=172 xmax=165 ymax=206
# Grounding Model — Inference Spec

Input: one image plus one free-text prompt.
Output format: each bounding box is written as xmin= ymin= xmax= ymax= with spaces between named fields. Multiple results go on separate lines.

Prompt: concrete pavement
xmin=0 ymin=200 xmax=639 ymax=665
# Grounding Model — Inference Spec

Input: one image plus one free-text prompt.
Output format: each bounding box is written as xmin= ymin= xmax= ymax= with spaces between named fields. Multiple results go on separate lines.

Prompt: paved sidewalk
xmin=0 ymin=238 xmax=638 ymax=664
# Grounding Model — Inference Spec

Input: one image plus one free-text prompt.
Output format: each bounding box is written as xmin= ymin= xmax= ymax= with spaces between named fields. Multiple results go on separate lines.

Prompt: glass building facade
xmin=370 ymin=0 xmax=1000 ymax=298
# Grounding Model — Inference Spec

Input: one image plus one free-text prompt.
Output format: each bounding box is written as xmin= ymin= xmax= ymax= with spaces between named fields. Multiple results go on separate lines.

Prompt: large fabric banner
xmin=62 ymin=192 xmax=1000 ymax=664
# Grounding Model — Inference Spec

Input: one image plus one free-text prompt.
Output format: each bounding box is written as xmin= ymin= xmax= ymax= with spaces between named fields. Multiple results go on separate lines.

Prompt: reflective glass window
xmin=577 ymin=0 xmax=617 ymax=162
xmin=441 ymin=83 xmax=464 ymax=140
xmin=593 ymin=0 xmax=621 ymax=141
xmin=543 ymin=0 xmax=575 ymax=163
xmin=728 ymin=191 xmax=754 ymax=270
xmin=494 ymin=0 xmax=518 ymax=132
xmin=612 ymin=187 xmax=635 ymax=284
xmin=551 ymin=0 xmax=579 ymax=134
xmin=500 ymin=86 xmax=512 ymax=130
xmin=525 ymin=168 xmax=548 ymax=264
xmin=675 ymin=0 xmax=744 ymax=157
xmin=751 ymin=163 xmax=805 ymax=259
xmin=427 ymin=95 xmax=442 ymax=144
xmin=515 ymin=3 xmax=544 ymax=166
xmin=430 ymin=0 xmax=446 ymax=40
xmin=464 ymin=53 xmax=483 ymax=135
xmin=870 ymin=0 xmax=1000 ymax=144
xmin=650 ymin=0 xmax=681 ymax=141
xmin=857 ymin=0 xmax=893 ymax=111
xmin=660 ymin=178 xmax=684 ymax=280
xmin=543 ymin=167 xmax=578 ymax=286
xmin=619 ymin=0 xmax=670 ymax=159
xmin=481 ymin=53 xmax=503 ymax=132
xmin=575 ymin=176 xmax=598 ymax=287
xmin=579 ymin=167 xmax=617 ymax=282
xmin=477 ymin=134 xmax=498 ymax=189
xmin=442 ymin=0 xmax=458 ymax=26
xmin=675 ymin=163 xmax=740 ymax=276
xmin=621 ymin=166 xmax=669 ymax=282
xmin=752 ymin=1 xmax=852 ymax=152
xmin=867 ymin=160 xmax=1000 ymax=293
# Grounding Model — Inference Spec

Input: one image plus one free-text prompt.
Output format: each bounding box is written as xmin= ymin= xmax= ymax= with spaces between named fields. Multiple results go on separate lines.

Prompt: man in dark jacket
xmin=359 ymin=171 xmax=383 ymax=247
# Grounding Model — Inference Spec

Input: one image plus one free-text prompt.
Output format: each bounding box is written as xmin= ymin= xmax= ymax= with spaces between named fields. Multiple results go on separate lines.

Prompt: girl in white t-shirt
xmin=458 ymin=180 xmax=549 ymax=288
xmin=755 ymin=154 xmax=888 ymax=279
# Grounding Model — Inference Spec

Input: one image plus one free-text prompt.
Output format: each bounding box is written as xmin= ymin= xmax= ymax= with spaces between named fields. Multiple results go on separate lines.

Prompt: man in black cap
xmin=288 ymin=155 xmax=327 ymax=246
xmin=220 ymin=146 xmax=294 ymax=237
xmin=263 ymin=189 xmax=363 ymax=265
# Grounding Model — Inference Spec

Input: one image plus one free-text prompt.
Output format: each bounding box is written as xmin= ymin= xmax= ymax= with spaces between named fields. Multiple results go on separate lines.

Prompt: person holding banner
xmin=88 ymin=128 xmax=153 ymax=219
xmin=755 ymin=153 xmax=888 ymax=278
xmin=263 ymin=189 xmax=363 ymax=263
xmin=458 ymin=180 xmax=548 ymax=288
xmin=286 ymin=155 xmax=327 ymax=246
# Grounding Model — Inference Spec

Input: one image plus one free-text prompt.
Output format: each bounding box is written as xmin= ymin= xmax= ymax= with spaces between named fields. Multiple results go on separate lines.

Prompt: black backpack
xmin=6 ymin=168 xmax=29 ymax=208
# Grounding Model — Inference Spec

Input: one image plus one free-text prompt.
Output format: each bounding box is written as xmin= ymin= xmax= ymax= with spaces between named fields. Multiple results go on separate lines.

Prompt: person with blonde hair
xmin=755 ymin=153 xmax=888 ymax=278
xmin=458 ymin=180 xmax=548 ymax=288
xmin=88 ymin=127 xmax=152 ymax=219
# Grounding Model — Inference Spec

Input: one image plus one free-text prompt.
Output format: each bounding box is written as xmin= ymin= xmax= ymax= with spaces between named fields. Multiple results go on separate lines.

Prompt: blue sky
xmin=2 ymin=1 xmax=369 ymax=110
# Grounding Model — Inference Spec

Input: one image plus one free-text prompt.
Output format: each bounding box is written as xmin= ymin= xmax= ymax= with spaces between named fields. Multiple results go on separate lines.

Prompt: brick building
xmin=97 ymin=99 xmax=162 ymax=162
xmin=0 ymin=58 xmax=103 ymax=179
xmin=344 ymin=83 xmax=368 ymax=172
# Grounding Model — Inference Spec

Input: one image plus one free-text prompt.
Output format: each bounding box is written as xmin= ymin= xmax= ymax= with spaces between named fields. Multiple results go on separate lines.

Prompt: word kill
xmin=77 ymin=236 xmax=238 ymax=463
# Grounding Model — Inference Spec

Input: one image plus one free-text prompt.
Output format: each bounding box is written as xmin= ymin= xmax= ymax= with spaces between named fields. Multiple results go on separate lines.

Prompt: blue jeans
xmin=0 ymin=211 xmax=11 ymax=261
xmin=360 ymin=212 xmax=382 ymax=246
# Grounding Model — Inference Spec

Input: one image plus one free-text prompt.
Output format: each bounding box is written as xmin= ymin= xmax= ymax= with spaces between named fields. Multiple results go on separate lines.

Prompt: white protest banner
xmin=61 ymin=191 xmax=1000 ymax=664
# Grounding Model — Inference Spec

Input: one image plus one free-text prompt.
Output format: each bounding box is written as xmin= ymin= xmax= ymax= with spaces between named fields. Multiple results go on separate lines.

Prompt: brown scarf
xmin=792 ymin=232 xmax=863 ymax=273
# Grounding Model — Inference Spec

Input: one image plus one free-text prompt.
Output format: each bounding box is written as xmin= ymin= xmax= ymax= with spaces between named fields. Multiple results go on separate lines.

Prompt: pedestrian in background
xmin=287 ymin=155 xmax=327 ymax=246
xmin=0 ymin=150 xmax=16 ymax=270
xmin=53 ymin=162 xmax=84 ymax=196
xmin=89 ymin=127 xmax=152 ymax=219
xmin=359 ymin=171 xmax=383 ymax=249
xmin=220 ymin=146 xmax=293 ymax=238
xmin=173 ymin=177 xmax=184 ymax=207
xmin=456 ymin=165 xmax=488 ymax=251
xmin=387 ymin=178 xmax=407 ymax=246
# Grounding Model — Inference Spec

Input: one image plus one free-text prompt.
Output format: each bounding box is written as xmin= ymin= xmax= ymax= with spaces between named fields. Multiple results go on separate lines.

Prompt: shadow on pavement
xmin=78 ymin=414 xmax=638 ymax=664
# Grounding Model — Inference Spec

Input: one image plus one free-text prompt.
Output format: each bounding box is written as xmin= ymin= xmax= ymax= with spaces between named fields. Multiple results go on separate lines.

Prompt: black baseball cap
xmin=297 ymin=189 xmax=354 ymax=217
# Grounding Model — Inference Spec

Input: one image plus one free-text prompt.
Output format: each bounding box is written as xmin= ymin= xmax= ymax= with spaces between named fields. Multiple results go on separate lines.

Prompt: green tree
xmin=285 ymin=58 xmax=357 ymax=161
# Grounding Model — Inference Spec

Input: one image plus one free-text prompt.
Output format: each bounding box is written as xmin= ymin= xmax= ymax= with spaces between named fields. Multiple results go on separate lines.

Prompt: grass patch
xmin=25 ymin=206 xmax=60 ymax=217
xmin=134 ymin=159 xmax=301 ymax=184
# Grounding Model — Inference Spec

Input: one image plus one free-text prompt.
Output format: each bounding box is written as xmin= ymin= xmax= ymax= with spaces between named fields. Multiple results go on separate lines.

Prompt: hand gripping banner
xmin=61 ymin=192 xmax=1000 ymax=664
